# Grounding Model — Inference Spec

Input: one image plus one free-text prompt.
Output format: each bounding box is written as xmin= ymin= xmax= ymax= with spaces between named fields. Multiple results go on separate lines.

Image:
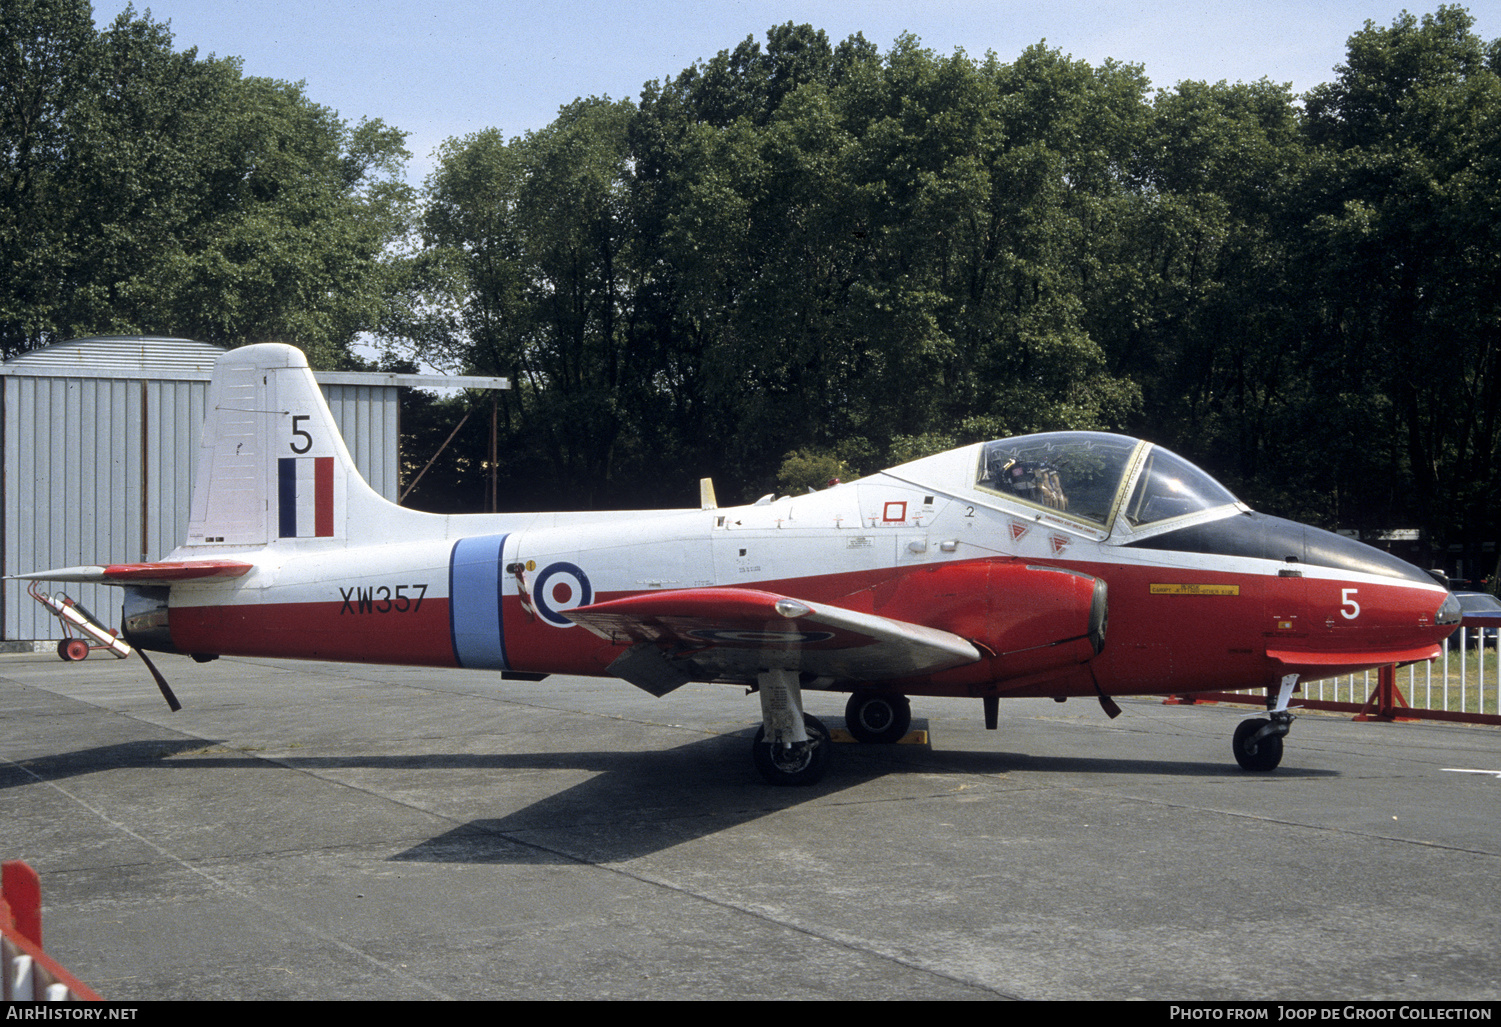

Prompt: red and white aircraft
xmin=16 ymin=344 xmax=1461 ymax=784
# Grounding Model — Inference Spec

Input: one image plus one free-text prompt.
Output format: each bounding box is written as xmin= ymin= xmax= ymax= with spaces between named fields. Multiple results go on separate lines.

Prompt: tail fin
xmin=184 ymin=344 xmax=395 ymax=548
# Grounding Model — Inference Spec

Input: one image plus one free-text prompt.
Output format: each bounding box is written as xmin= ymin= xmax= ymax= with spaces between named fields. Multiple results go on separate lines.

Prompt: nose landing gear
xmin=1233 ymin=674 xmax=1298 ymax=772
xmin=1233 ymin=713 xmax=1291 ymax=771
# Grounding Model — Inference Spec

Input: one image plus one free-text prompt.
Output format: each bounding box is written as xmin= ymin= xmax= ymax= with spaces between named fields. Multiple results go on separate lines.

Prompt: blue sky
xmin=98 ymin=1 xmax=1501 ymax=185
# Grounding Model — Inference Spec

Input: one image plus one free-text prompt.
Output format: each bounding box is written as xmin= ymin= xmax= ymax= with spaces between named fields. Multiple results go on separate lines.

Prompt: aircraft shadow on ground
xmin=929 ymin=748 xmax=1336 ymax=780
xmin=3 ymin=729 xmax=1334 ymax=864
xmin=1 ymin=737 xmax=221 ymax=785
xmin=385 ymin=739 xmax=1335 ymax=865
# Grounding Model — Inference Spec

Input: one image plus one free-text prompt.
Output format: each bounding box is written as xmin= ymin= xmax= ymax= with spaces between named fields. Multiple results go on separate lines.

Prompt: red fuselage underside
xmin=166 ymin=557 xmax=1444 ymax=699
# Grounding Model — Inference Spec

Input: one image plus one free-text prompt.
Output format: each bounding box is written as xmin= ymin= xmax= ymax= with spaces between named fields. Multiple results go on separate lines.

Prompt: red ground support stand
xmin=1353 ymin=663 xmax=1416 ymax=722
xmin=2 ymin=860 xmax=101 ymax=1001
xmin=1168 ymin=663 xmax=1459 ymax=725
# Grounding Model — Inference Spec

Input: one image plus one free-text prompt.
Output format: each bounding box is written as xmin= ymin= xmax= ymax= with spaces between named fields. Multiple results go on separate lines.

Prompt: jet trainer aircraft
xmin=16 ymin=344 xmax=1461 ymax=784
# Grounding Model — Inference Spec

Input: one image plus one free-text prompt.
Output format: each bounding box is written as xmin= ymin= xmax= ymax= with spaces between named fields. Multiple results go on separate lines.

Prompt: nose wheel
xmin=1233 ymin=675 xmax=1297 ymax=771
xmin=1233 ymin=714 xmax=1289 ymax=771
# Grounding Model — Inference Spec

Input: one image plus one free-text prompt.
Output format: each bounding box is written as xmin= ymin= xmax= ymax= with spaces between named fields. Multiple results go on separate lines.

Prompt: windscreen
xmin=1120 ymin=447 xmax=1239 ymax=528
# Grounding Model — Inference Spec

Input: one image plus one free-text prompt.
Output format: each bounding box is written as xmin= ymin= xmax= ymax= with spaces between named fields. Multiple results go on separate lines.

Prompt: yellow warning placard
xmin=1150 ymin=583 xmax=1240 ymax=596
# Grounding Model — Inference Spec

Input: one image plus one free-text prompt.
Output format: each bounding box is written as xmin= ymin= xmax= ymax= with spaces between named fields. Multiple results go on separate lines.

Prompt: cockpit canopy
xmin=975 ymin=432 xmax=1240 ymax=534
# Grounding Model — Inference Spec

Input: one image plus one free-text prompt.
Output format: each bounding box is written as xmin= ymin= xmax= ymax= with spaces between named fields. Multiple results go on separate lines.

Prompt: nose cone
xmin=1298 ymin=529 xmax=1460 ymax=674
xmin=1436 ymin=591 xmax=1463 ymax=627
xmin=1131 ymin=511 xmax=1441 ymax=587
xmin=1128 ymin=511 xmax=1457 ymax=662
xmin=1296 ymin=521 xmax=1458 ymax=651
xmin=1298 ymin=521 xmax=1439 ymax=588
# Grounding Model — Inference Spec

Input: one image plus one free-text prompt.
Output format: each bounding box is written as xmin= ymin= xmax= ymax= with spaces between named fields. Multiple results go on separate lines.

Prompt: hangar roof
xmin=0 ymin=336 xmax=225 ymax=380
xmin=1 ymin=336 xmax=508 ymax=391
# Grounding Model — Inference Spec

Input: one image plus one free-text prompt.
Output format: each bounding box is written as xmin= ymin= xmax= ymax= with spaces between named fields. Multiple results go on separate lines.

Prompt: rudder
xmin=184 ymin=344 xmax=386 ymax=548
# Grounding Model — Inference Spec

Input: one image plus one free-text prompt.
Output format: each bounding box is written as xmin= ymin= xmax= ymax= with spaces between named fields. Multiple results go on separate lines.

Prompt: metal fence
xmin=1197 ymin=622 xmax=1501 ymax=726
xmin=1305 ymin=624 xmax=1500 ymax=719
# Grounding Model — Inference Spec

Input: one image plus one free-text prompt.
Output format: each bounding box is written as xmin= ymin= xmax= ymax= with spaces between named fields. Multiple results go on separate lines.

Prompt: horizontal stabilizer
xmin=10 ymin=560 xmax=253 ymax=585
xmin=565 ymin=587 xmax=981 ymax=681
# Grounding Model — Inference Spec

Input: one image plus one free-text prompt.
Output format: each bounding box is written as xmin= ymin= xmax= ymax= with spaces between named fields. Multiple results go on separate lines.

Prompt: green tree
xmin=1298 ymin=6 xmax=1501 ymax=539
xmin=389 ymin=10 xmax=1501 ymax=537
xmin=405 ymin=99 xmax=647 ymax=508
xmin=0 ymin=0 xmax=95 ymax=354
xmin=1097 ymin=77 xmax=1307 ymax=509
xmin=0 ymin=2 xmax=412 ymax=365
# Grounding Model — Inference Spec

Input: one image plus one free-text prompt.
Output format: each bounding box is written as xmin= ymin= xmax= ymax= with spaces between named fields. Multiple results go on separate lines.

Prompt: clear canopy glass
xmin=975 ymin=432 xmax=1237 ymax=532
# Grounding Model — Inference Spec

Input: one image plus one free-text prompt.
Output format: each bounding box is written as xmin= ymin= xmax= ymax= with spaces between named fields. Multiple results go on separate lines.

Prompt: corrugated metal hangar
xmin=1 ymin=336 xmax=503 ymax=644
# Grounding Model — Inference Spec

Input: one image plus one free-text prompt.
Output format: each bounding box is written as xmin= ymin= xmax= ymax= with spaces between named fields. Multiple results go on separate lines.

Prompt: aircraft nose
xmin=1305 ymin=527 xmax=1458 ymax=645
xmin=1128 ymin=511 xmax=1443 ymax=589
xmin=1299 ymin=521 xmax=1441 ymax=588
xmin=1436 ymin=591 xmax=1462 ymax=628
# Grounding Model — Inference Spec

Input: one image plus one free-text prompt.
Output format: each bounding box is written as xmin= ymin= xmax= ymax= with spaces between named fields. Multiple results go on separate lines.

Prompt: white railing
xmin=1300 ymin=625 xmax=1497 ymax=718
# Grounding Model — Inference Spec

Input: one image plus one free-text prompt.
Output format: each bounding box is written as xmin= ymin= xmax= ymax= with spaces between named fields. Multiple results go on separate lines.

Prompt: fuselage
xmin=144 ymin=432 xmax=1459 ymax=701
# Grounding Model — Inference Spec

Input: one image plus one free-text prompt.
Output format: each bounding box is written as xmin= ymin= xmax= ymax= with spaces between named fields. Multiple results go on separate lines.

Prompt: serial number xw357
xmin=339 ymin=583 xmax=428 ymax=614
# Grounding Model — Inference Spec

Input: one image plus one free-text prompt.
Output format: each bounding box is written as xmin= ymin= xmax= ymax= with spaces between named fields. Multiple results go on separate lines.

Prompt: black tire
xmin=752 ymin=713 xmax=831 ymax=786
xmin=57 ymin=638 xmax=89 ymax=662
xmin=1233 ymin=717 xmax=1283 ymax=772
xmin=844 ymin=691 xmax=912 ymax=744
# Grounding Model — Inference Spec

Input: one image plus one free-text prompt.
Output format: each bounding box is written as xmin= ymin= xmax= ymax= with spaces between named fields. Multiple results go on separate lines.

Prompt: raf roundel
xmin=533 ymin=562 xmax=593 ymax=627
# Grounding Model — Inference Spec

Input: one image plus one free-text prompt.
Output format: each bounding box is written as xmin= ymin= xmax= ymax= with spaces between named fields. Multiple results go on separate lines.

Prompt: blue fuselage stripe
xmin=449 ymin=534 xmax=509 ymax=669
xmin=277 ymin=459 xmax=297 ymax=538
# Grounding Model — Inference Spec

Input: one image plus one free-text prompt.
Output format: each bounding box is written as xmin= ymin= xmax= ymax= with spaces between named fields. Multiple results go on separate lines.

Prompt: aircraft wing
xmin=565 ymin=587 xmax=982 ymax=693
xmin=8 ymin=560 xmax=254 ymax=585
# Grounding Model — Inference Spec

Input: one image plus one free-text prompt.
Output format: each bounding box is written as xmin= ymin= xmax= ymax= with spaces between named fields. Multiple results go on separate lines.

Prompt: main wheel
xmin=1233 ymin=717 xmax=1283 ymax=772
xmin=844 ymin=691 xmax=912 ymax=744
xmin=752 ymin=713 xmax=831 ymax=786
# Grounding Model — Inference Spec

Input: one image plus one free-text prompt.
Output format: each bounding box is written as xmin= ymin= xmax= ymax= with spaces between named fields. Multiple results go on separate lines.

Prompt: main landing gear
xmin=844 ymin=690 xmax=912 ymax=744
xmin=749 ymin=679 xmax=916 ymax=785
xmin=753 ymin=714 xmax=831 ymax=785
xmin=752 ymin=669 xmax=831 ymax=786
xmin=1233 ymin=674 xmax=1299 ymax=772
